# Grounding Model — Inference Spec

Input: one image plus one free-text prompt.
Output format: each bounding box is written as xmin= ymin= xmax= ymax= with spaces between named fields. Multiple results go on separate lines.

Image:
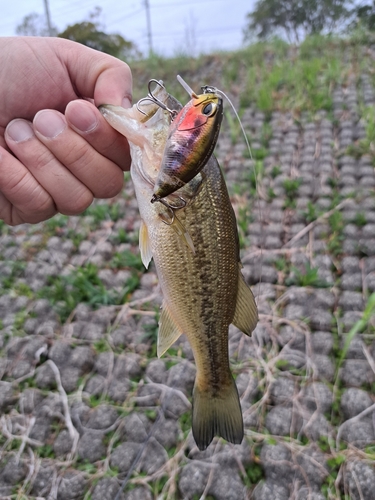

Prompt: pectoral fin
xmin=171 ymin=214 xmax=195 ymax=254
xmin=157 ymin=302 xmax=183 ymax=357
xmin=139 ymin=220 xmax=153 ymax=269
xmin=232 ymin=266 xmax=258 ymax=335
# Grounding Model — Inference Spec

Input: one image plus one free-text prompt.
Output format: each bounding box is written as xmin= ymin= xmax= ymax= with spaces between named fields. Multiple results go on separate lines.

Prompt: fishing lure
xmin=137 ymin=76 xmax=224 ymax=204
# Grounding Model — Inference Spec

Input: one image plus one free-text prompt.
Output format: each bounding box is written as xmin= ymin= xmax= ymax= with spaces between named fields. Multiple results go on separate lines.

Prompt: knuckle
xmin=98 ymin=134 xmax=119 ymax=157
xmin=59 ymin=188 xmax=93 ymax=216
xmin=93 ymin=168 xmax=124 ymax=198
xmin=65 ymin=142 xmax=94 ymax=172
xmin=33 ymin=148 xmax=56 ymax=169
xmin=23 ymin=185 xmax=55 ymax=219
xmin=100 ymin=134 xmax=130 ymax=170
xmin=1 ymin=170 xmax=29 ymax=196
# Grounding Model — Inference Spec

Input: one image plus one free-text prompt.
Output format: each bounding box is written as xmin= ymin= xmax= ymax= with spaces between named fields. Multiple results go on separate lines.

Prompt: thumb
xmin=57 ymin=38 xmax=133 ymax=108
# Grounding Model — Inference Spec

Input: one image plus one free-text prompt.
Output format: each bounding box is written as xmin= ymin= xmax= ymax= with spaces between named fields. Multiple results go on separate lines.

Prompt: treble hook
xmin=154 ymin=196 xmax=187 ymax=225
xmin=136 ymin=79 xmax=178 ymax=119
xmin=151 ymin=194 xmax=187 ymax=210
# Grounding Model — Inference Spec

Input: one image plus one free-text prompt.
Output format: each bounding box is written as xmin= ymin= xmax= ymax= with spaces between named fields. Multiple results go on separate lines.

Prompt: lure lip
xmin=177 ymin=74 xmax=199 ymax=99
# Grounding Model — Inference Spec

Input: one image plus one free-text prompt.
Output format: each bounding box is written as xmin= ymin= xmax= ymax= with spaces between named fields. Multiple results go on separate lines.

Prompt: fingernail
xmin=34 ymin=110 xmax=66 ymax=139
xmin=122 ymin=97 xmax=132 ymax=109
xmin=68 ymin=102 xmax=99 ymax=133
xmin=6 ymin=120 xmax=34 ymax=143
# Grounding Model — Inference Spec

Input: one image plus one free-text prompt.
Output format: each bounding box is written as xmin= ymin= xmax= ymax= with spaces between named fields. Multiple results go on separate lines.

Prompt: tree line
xmin=244 ymin=0 xmax=375 ymax=43
xmin=16 ymin=7 xmax=140 ymax=60
xmin=16 ymin=1 xmax=375 ymax=59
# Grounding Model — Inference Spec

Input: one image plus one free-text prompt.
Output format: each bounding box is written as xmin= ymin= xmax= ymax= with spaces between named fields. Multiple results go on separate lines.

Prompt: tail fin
xmin=192 ymin=377 xmax=243 ymax=451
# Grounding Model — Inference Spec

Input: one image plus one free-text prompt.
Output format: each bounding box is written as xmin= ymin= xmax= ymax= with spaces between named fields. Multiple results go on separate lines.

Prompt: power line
xmin=106 ymin=8 xmax=145 ymax=27
xmin=149 ymin=25 xmax=244 ymax=39
xmin=50 ymin=0 xmax=96 ymax=17
xmin=151 ymin=0 xmax=228 ymax=7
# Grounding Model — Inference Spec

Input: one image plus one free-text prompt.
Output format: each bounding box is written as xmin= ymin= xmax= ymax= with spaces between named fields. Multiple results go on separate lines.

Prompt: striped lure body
xmin=152 ymin=92 xmax=223 ymax=202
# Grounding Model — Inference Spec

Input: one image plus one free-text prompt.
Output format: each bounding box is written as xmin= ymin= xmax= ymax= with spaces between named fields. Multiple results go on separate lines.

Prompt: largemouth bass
xmin=100 ymin=83 xmax=258 ymax=451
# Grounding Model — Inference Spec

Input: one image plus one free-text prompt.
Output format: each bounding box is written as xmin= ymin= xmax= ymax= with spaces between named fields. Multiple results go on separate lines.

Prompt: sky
xmin=0 ymin=0 xmax=254 ymax=57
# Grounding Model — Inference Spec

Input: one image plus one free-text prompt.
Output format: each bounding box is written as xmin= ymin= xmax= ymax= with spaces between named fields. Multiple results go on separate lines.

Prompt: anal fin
xmin=232 ymin=265 xmax=258 ymax=335
xmin=157 ymin=301 xmax=183 ymax=357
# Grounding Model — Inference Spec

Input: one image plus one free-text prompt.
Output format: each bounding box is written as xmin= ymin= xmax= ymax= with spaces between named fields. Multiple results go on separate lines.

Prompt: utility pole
xmin=43 ymin=0 xmax=53 ymax=36
xmin=144 ymin=0 xmax=153 ymax=57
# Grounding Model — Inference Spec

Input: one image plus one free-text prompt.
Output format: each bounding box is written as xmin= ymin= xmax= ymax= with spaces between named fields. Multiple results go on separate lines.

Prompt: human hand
xmin=0 ymin=36 xmax=132 ymax=225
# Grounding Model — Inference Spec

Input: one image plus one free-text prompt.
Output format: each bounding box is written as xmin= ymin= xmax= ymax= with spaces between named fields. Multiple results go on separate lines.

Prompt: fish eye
xmin=202 ymin=102 xmax=216 ymax=116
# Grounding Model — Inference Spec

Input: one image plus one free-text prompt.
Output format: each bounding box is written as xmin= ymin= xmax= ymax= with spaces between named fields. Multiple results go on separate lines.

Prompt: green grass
xmin=283 ymin=178 xmax=302 ymax=209
xmin=327 ymin=210 xmax=344 ymax=256
xmin=93 ymin=339 xmax=110 ymax=354
xmin=335 ymin=293 xmax=375 ymax=378
xmin=286 ymin=263 xmax=329 ymax=288
xmin=352 ymin=211 xmax=367 ymax=227
xmin=110 ymin=250 xmax=144 ymax=271
xmin=283 ymin=178 xmax=302 ymax=198
xmin=39 ymin=262 xmax=141 ymax=322
xmin=38 ymin=444 xmax=55 ymax=459
xmin=302 ymin=201 xmax=319 ymax=223
xmin=245 ymin=145 xmax=268 ymax=160
xmin=239 ymin=41 xmax=344 ymax=115
xmin=245 ymin=462 xmax=264 ymax=486
xmin=274 ymin=257 xmax=289 ymax=272
xmin=270 ymin=165 xmax=281 ymax=179
xmin=82 ymin=202 xmax=124 ymax=226
xmin=0 ymin=261 xmax=27 ymax=293
xmin=111 ymin=227 xmax=132 ymax=244
xmin=130 ymin=35 xmax=352 ymax=119
xmin=245 ymin=160 xmax=264 ymax=194
xmin=347 ymin=105 xmax=375 ymax=159
xmin=179 ymin=411 xmax=192 ymax=436
xmin=142 ymin=313 xmax=160 ymax=355
xmin=237 ymin=206 xmax=250 ymax=249
xmin=224 ymin=109 xmax=243 ymax=145
xmin=44 ymin=214 xmax=69 ymax=233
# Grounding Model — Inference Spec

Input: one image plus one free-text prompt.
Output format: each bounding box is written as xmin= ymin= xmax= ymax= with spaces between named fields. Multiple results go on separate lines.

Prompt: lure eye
xmin=202 ymin=102 xmax=216 ymax=116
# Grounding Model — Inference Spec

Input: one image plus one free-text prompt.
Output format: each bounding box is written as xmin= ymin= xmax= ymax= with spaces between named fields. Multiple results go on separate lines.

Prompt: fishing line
xmin=209 ymin=88 xmax=253 ymax=163
xmin=208 ymin=86 xmax=265 ymax=309
xmin=176 ymin=76 xmax=264 ymax=280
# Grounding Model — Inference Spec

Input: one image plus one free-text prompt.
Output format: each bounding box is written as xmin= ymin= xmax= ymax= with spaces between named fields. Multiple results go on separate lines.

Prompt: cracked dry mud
xmin=1 ymin=45 xmax=375 ymax=499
